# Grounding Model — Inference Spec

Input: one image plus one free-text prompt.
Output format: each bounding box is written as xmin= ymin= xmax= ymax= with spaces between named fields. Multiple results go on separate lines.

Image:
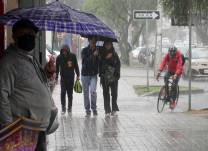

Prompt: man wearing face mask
xmin=0 ymin=19 xmax=56 ymax=151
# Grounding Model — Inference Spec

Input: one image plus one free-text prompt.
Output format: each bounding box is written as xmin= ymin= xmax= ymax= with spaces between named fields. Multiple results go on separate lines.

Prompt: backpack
xmin=104 ymin=65 xmax=116 ymax=85
xmin=168 ymin=53 xmax=186 ymax=66
xmin=181 ymin=54 xmax=186 ymax=66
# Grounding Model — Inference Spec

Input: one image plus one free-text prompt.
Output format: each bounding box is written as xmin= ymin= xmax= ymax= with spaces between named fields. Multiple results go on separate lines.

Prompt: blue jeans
xmin=81 ymin=75 xmax=97 ymax=113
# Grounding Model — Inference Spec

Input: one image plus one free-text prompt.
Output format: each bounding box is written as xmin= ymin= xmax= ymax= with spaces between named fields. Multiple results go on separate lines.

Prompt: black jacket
xmin=56 ymin=49 xmax=80 ymax=79
xmin=81 ymin=46 xmax=99 ymax=76
xmin=99 ymin=47 xmax=121 ymax=81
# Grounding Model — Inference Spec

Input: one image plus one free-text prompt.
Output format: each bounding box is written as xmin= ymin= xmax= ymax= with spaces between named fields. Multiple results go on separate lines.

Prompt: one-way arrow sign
xmin=133 ymin=10 xmax=160 ymax=20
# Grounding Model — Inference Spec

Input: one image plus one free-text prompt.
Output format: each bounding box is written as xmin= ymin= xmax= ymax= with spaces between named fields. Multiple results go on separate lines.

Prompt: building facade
xmin=0 ymin=0 xmax=46 ymax=65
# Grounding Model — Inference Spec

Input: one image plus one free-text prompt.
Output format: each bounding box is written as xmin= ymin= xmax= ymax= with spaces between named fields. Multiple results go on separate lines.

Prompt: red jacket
xmin=44 ymin=58 xmax=56 ymax=80
xmin=159 ymin=50 xmax=183 ymax=75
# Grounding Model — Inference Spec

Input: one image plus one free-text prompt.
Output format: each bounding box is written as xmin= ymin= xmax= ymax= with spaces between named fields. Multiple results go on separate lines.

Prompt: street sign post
xmin=133 ymin=10 xmax=160 ymax=20
xmin=133 ymin=10 xmax=160 ymax=91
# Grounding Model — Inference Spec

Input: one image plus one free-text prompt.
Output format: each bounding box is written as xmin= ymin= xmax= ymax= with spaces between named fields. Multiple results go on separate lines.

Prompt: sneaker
xmin=93 ymin=110 xmax=98 ymax=116
xmin=67 ymin=108 xmax=72 ymax=113
xmin=111 ymin=111 xmax=118 ymax=116
xmin=85 ymin=112 xmax=91 ymax=117
xmin=105 ymin=113 xmax=111 ymax=118
xmin=61 ymin=110 xmax=66 ymax=115
xmin=170 ymin=100 xmax=176 ymax=109
xmin=172 ymin=100 xmax=176 ymax=108
xmin=62 ymin=107 xmax=66 ymax=115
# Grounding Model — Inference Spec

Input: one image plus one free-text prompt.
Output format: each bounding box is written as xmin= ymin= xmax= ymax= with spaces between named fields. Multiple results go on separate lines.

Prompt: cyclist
xmin=156 ymin=46 xmax=183 ymax=109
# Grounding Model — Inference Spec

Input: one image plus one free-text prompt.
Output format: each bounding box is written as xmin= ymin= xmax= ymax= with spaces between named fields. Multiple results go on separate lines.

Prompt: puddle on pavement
xmin=166 ymin=130 xmax=185 ymax=139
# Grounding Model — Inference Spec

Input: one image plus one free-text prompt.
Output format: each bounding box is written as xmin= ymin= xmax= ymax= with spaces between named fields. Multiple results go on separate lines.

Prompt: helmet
xmin=168 ymin=46 xmax=177 ymax=57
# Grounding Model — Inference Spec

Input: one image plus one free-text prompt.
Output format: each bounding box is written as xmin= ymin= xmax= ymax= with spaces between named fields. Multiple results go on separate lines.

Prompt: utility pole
xmin=133 ymin=10 xmax=160 ymax=91
xmin=188 ymin=0 xmax=192 ymax=111
xmin=154 ymin=0 xmax=162 ymax=77
xmin=146 ymin=19 xmax=149 ymax=91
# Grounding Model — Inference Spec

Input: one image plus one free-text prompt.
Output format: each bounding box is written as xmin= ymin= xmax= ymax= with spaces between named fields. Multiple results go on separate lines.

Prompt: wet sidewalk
xmin=48 ymin=66 xmax=208 ymax=151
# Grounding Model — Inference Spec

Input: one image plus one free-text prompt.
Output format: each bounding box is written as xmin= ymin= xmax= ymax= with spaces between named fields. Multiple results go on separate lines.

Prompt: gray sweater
xmin=0 ymin=44 xmax=54 ymax=129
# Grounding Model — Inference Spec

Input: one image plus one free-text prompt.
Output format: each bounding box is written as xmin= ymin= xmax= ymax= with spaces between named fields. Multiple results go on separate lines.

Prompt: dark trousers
xmin=102 ymin=80 xmax=119 ymax=114
xmin=164 ymin=72 xmax=180 ymax=101
xmin=61 ymin=77 xmax=74 ymax=111
xmin=35 ymin=132 xmax=46 ymax=151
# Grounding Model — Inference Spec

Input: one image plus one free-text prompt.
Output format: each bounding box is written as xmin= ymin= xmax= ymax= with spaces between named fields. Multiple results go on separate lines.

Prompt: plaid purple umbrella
xmin=0 ymin=1 xmax=117 ymax=42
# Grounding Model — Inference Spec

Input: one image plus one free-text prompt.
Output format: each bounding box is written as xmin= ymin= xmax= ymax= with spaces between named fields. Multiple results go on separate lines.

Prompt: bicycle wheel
xmin=157 ymin=86 xmax=166 ymax=113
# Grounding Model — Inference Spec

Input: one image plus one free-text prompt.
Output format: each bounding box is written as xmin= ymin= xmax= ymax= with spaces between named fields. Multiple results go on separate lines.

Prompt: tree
xmin=82 ymin=0 xmax=157 ymax=65
xmin=62 ymin=0 xmax=84 ymax=9
xmin=160 ymin=0 xmax=208 ymax=45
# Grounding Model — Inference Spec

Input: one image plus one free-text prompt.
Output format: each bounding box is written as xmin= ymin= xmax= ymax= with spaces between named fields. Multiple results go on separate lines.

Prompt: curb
xmin=141 ymin=89 xmax=204 ymax=97
xmin=184 ymin=108 xmax=208 ymax=114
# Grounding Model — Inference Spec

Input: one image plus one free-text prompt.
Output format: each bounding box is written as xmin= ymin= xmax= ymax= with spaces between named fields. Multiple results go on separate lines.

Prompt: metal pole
xmin=154 ymin=33 xmax=158 ymax=77
xmin=146 ymin=19 xmax=149 ymax=91
xmin=188 ymin=0 xmax=192 ymax=111
xmin=52 ymin=31 xmax=55 ymax=52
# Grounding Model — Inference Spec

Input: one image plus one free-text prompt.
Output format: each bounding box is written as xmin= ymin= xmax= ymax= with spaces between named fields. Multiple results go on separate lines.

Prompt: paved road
xmin=48 ymin=66 xmax=208 ymax=151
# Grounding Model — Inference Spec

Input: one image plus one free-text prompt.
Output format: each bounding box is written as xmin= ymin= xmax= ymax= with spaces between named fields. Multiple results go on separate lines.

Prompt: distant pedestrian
xmin=44 ymin=55 xmax=56 ymax=92
xmin=81 ymin=36 xmax=99 ymax=117
xmin=99 ymin=41 xmax=121 ymax=117
xmin=56 ymin=44 xmax=80 ymax=114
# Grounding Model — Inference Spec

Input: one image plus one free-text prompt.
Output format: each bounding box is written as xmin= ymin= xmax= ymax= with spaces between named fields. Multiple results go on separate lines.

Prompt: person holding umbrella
xmin=99 ymin=41 xmax=121 ymax=117
xmin=81 ymin=36 xmax=99 ymax=117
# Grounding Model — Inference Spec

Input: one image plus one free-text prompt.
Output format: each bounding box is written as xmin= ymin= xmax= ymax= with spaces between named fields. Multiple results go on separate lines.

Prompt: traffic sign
xmin=133 ymin=10 xmax=160 ymax=20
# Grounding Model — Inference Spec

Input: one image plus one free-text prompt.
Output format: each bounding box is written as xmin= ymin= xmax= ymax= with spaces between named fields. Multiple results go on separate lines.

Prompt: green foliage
xmin=133 ymin=85 xmax=201 ymax=96
xmin=160 ymin=0 xmax=208 ymax=17
xmin=82 ymin=0 xmax=157 ymax=37
xmin=82 ymin=0 xmax=157 ymax=65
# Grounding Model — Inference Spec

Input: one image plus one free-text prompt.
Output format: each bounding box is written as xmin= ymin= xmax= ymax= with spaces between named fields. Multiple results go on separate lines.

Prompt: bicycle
xmin=157 ymin=76 xmax=179 ymax=113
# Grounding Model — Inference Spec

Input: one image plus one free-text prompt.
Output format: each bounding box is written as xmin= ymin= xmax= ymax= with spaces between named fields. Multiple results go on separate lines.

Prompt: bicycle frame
xmin=157 ymin=76 xmax=180 ymax=113
xmin=165 ymin=77 xmax=177 ymax=102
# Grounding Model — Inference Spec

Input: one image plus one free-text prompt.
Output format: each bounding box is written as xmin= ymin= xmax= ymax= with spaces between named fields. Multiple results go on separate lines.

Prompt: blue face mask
xmin=17 ymin=34 xmax=35 ymax=51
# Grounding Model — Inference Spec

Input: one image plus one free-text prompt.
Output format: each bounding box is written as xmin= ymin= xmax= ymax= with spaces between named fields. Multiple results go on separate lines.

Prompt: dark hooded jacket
xmin=99 ymin=47 xmax=121 ymax=82
xmin=81 ymin=45 xmax=99 ymax=76
xmin=56 ymin=49 xmax=80 ymax=80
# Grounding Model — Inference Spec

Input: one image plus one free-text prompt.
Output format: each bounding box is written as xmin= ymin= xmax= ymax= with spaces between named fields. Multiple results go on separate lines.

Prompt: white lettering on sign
xmin=133 ymin=10 xmax=160 ymax=20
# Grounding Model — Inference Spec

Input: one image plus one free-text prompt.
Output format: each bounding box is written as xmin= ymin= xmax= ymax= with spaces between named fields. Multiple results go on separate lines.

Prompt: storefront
xmin=0 ymin=0 xmax=46 ymax=65
xmin=0 ymin=0 xmax=4 ymax=58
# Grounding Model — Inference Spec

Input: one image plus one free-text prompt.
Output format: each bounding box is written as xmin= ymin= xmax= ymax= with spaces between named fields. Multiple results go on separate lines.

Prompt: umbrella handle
xmin=52 ymin=31 xmax=55 ymax=53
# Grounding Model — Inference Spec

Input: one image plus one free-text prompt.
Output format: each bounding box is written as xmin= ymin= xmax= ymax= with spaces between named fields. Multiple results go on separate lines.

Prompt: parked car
xmin=130 ymin=46 xmax=144 ymax=58
xmin=183 ymin=47 xmax=208 ymax=79
xmin=138 ymin=47 xmax=155 ymax=67
xmin=174 ymin=40 xmax=184 ymax=47
xmin=161 ymin=46 xmax=169 ymax=57
xmin=161 ymin=46 xmax=187 ymax=57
